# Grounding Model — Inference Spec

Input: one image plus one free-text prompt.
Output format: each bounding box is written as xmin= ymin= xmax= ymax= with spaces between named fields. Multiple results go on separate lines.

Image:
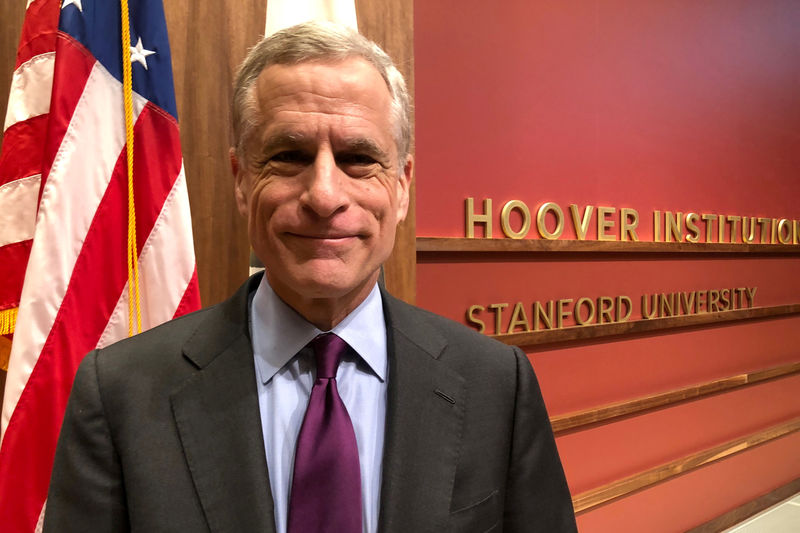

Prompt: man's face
xmin=233 ymin=58 xmax=411 ymax=321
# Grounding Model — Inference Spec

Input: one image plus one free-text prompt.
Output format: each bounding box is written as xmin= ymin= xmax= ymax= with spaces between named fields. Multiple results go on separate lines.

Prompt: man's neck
xmin=266 ymin=272 xmax=380 ymax=331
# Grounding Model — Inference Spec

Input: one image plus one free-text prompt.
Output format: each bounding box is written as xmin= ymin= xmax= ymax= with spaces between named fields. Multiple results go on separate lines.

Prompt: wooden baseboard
xmin=686 ymin=477 xmax=800 ymax=532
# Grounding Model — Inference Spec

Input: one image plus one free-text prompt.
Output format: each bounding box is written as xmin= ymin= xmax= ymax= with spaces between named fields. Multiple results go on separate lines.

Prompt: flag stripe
xmin=98 ymin=167 xmax=195 ymax=347
xmin=3 ymin=52 xmax=54 ymax=131
xmin=0 ymin=175 xmax=41 ymax=247
xmin=13 ymin=0 xmax=59 ymax=69
xmin=0 ymin=94 xmax=185 ymax=533
xmin=0 ymin=55 xmax=145 ymax=432
xmin=39 ymin=34 xmax=100 ymax=192
xmin=173 ymin=267 xmax=201 ymax=320
xmin=0 ymin=241 xmax=33 ymax=309
xmin=0 ymin=115 xmax=48 ymax=186
xmin=0 ymin=3 xmax=201 ymax=528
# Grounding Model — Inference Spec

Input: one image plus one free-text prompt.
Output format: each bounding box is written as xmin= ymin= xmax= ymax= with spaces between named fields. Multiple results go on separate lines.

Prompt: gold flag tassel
xmin=0 ymin=307 xmax=17 ymax=371
xmin=120 ymin=0 xmax=142 ymax=336
xmin=0 ymin=307 xmax=17 ymax=337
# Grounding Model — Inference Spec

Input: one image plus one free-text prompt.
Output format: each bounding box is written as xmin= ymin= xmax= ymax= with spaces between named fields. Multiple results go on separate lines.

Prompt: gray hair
xmin=232 ymin=21 xmax=412 ymax=165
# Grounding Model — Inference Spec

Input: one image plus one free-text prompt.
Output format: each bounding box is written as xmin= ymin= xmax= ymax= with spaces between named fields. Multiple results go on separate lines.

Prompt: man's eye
xmin=338 ymin=153 xmax=377 ymax=166
xmin=270 ymin=151 xmax=312 ymax=164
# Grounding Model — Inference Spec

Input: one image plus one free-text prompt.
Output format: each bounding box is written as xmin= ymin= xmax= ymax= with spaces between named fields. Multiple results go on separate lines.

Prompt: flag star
xmin=130 ymin=37 xmax=156 ymax=70
xmin=62 ymin=0 xmax=83 ymax=11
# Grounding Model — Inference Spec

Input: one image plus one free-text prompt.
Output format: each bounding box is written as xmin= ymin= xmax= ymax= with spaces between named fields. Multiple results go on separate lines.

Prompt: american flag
xmin=0 ymin=0 xmax=200 ymax=530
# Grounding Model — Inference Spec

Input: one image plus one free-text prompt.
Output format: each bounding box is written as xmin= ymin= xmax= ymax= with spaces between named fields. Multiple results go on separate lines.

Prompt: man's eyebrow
xmin=261 ymin=132 xmax=309 ymax=152
xmin=338 ymin=138 xmax=390 ymax=160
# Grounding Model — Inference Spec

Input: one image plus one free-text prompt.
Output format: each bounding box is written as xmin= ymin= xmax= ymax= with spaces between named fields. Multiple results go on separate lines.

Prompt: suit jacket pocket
xmin=449 ymin=489 xmax=500 ymax=533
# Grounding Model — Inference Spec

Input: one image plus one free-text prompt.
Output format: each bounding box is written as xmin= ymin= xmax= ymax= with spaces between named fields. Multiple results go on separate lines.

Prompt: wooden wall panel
xmin=0 ymin=2 xmax=27 ymax=149
xmin=164 ymin=0 xmax=266 ymax=306
xmin=356 ymin=0 xmax=416 ymax=303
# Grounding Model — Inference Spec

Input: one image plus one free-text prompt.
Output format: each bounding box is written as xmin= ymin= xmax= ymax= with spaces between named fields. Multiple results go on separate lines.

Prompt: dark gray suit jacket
xmin=44 ymin=274 xmax=577 ymax=532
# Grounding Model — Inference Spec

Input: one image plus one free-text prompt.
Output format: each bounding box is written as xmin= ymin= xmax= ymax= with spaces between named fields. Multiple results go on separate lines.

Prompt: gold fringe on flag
xmin=120 ymin=0 xmax=142 ymax=337
xmin=0 ymin=307 xmax=17 ymax=336
xmin=0 ymin=308 xmax=14 ymax=370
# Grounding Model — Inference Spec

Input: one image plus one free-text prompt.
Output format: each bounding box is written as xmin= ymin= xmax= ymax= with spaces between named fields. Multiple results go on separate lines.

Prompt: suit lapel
xmin=378 ymin=293 xmax=465 ymax=532
xmin=170 ymin=276 xmax=276 ymax=533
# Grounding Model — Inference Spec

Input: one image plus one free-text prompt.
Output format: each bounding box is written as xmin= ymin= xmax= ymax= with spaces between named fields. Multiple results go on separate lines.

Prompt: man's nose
xmin=300 ymin=148 xmax=348 ymax=218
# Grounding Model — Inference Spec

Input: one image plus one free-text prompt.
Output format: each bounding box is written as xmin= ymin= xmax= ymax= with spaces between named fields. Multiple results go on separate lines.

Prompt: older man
xmin=44 ymin=22 xmax=577 ymax=532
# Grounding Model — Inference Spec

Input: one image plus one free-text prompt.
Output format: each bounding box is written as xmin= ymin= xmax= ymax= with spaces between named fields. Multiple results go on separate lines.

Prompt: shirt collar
xmin=250 ymin=275 xmax=388 ymax=385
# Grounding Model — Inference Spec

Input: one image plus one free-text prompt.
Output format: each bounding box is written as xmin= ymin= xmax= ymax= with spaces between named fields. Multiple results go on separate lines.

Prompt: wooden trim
xmin=551 ymin=362 xmax=800 ymax=434
xmin=359 ymin=0 xmax=416 ymax=304
xmin=686 ymin=477 xmax=800 ymax=533
xmin=492 ymin=304 xmax=800 ymax=348
xmin=573 ymin=417 xmax=800 ymax=514
xmin=417 ymin=237 xmax=800 ymax=254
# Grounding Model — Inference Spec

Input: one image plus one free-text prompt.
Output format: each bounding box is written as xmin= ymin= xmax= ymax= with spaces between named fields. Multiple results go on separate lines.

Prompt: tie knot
xmin=311 ymin=333 xmax=347 ymax=379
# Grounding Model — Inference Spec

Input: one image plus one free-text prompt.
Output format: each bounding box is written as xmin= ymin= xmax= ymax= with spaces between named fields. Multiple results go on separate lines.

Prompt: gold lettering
xmin=685 ymin=213 xmax=700 ymax=243
xmin=557 ymin=299 xmax=573 ymax=328
xmin=795 ymin=220 xmax=799 ymax=245
xmin=536 ymin=202 xmax=564 ymax=240
xmin=654 ymin=210 xmax=661 ymax=242
xmin=666 ymin=211 xmax=683 ymax=242
xmin=534 ymin=301 xmax=554 ymax=330
xmin=771 ymin=218 xmax=778 ymax=244
xmin=660 ymin=293 xmax=676 ymax=317
xmin=742 ymin=217 xmax=757 ymax=244
xmin=727 ymin=215 xmax=741 ymax=243
xmin=697 ymin=291 xmax=707 ymax=313
xmin=680 ymin=291 xmax=696 ymax=314
xmin=736 ymin=288 xmax=747 ymax=308
xmin=466 ymin=198 xmax=492 ymax=238
xmin=718 ymin=215 xmax=726 ymax=242
xmin=758 ymin=217 xmax=770 ymax=243
xmin=488 ymin=303 xmax=508 ymax=335
xmin=641 ymin=294 xmax=657 ymax=319
xmin=598 ymin=296 xmax=614 ymax=324
xmin=499 ymin=200 xmax=532 ymax=239
xmin=701 ymin=214 xmax=717 ymax=242
xmin=569 ymin=204 xmax=594 ymax=241
xmin=746 ymin=287 xmax=757 ymax=307
xmin=719 ymin=289 xmax=731 ymax=311
xmin=507 ymin=302 xmax=531 ymax=333
xmin=778 ymin=219 xmax=792 ymax=244
xmin=466 ymin=305 xmax=485 ymax=333
xmin=709 ymin=290 xmax=720 ymax=312
xmin=574 ymin=297 xmax=596 ymax=326
xmin=597 ymin=206 xmax=616 ymax=241
xmin=617 ymin=296 xmax=632 ymax=322
xmin=620 ymin=208 xmax=640 ymax=241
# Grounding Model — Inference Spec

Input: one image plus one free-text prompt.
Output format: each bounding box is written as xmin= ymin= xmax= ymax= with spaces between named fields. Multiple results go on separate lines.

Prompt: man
xmin=45 ymin=22 xmax=577 ymax=532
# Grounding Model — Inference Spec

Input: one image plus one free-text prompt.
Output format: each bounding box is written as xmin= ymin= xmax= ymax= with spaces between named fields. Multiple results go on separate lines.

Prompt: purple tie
xmin=287 ymin=333 xmax=362 ymax=533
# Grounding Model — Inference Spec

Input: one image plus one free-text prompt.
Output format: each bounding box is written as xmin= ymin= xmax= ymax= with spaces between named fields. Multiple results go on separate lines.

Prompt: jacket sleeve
xmin=503 ymin=346 xmax=578 ymax=532
xmin=43 ymin=350 xmax=130 ymax=532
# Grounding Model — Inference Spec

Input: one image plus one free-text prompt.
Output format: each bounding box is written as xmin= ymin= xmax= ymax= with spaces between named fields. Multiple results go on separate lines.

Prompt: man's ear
xmin=230 ymin=148 xmax=249 ymax=217
xmin=396 ymin=154 xmax=413 ymax=223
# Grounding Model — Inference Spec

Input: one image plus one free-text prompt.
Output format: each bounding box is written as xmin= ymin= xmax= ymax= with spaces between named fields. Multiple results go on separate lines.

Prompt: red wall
xmin=414 ymin=0 xmax=800 ymax=529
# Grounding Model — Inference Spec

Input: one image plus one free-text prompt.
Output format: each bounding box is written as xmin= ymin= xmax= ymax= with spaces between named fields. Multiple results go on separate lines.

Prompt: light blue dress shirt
xmin=249 ymin=276 xmax=388 ymax=533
